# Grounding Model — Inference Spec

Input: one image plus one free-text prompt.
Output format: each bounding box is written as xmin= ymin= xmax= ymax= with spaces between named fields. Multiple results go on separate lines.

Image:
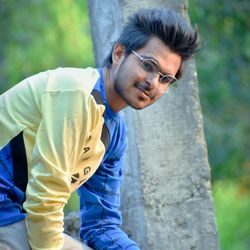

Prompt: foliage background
xmin=0 ymin=0 xmax=249 ymax=249
xmin=0 ymin=0 xmax=94 ymax=93
xmin=189 ymin=1 xmax=250 ymax=249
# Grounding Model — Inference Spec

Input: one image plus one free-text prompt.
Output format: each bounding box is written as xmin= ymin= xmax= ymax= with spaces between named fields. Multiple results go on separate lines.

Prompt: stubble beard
xmin=114 ymin=73 xmax=147 ymax=110
xmin=113 ymin=62 xmax=156 ymax=110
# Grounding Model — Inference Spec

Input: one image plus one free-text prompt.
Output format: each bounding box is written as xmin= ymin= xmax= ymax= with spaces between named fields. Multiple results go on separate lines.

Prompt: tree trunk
xmin=88 ymin=1 xmax=220 ymax=249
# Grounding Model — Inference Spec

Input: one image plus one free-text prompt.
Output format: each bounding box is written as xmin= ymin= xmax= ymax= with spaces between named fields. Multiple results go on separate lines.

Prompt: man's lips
xmin=135 ymin=84 xmax=153 ymax=99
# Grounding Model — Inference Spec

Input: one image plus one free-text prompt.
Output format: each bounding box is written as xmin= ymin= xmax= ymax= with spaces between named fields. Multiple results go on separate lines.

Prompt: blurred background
xmin=190 ymin=1 xmax=250 ymax=249
xmin=0 ymin=0 xmax=249 ymax=249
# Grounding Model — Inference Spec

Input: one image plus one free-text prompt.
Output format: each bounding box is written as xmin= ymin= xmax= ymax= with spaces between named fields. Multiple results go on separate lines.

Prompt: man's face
xmin=112 ymin=37 xmax=182 ymax=110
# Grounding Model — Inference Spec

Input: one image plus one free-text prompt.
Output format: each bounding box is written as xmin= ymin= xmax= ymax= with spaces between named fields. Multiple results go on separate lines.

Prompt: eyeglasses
xmin=132 ymin=50 xmax=177 ymax=87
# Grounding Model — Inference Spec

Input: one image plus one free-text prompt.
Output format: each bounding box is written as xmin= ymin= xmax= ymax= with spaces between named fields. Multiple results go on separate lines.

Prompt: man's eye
xmin=160 ymin=76 xmax=171 ymax=84
xmin=142 ymin=60 xmax=156 ymax=73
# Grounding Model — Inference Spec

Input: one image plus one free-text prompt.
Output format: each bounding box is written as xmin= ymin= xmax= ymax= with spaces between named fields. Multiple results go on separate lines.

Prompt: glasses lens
xmin=160 ymin=75 xmax=175 ymax=85
xmin=141 ymin=59 xmax=159 ymax=74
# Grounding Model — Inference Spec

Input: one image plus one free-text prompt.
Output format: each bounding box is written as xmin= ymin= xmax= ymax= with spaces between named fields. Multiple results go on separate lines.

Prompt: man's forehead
xmin=137 ymin=37 xmax=182 ymax=76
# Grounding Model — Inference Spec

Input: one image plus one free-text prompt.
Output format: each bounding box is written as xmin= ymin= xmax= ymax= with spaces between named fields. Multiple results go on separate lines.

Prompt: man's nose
xmin=146 ymin=73 xmax=159 ymax=89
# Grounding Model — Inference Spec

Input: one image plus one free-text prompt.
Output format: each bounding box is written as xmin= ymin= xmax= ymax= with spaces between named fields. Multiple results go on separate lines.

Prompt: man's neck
xmin=103 ymin=67 xmax=127 ymax=113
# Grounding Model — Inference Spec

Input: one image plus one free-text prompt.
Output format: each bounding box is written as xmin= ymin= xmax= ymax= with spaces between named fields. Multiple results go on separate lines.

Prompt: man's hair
xmin=103 ymin=8 xmax=199 ymax=79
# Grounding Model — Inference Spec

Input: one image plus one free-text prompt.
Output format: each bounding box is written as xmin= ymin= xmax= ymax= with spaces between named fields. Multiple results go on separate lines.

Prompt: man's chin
xmin=115 ymin=87 xmax=151 ymax=110
xmin=130 ymin=105 xmax=144 ymax=110
xmin=128 ymin=101 xmax=152 ymax=110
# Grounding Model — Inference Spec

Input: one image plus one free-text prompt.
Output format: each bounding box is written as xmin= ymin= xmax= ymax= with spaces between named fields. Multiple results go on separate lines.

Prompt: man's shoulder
xmin=51 ymin=67 xmax=98 ymax=77
xmin=44 ymin=67 xmax=100 ymax=93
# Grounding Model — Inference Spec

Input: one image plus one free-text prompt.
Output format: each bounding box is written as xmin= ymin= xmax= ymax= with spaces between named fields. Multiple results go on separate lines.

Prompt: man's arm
xmin=24 ymin=90 xmax=91 ymax=249
xmin=22 ymin=70 xmax=104 ymax=249
xmin=78 ymin=140 xmax=140 ymax=249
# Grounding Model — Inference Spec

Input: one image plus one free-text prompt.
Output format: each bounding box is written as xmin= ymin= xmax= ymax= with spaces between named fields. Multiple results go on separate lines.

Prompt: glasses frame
xmin=131 ymin=50 xmax=177 ymax=86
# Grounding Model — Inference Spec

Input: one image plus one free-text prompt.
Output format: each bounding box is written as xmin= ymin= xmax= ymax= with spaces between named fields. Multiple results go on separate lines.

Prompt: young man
xmin=0 ymin=8 xmax=199 ymax=250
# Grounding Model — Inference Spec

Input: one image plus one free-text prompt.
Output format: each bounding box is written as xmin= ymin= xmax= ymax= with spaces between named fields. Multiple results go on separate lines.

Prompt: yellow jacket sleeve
xmin=0 ymin=67 xmax=104 ymax=249
xmin=24 ymin=91 xmax=102 ymax=249
xmin=23 ymin=71 xmax=104 ymax=249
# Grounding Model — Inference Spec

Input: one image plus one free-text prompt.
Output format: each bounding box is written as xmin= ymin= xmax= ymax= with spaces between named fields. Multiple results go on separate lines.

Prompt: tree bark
xmin=88 ymin=1 xmax=220 ymax=249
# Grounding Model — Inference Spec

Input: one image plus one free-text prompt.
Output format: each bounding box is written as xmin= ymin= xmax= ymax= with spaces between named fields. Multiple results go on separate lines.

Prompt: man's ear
xmin=112 ymin=43 xmax=125 ymax=67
